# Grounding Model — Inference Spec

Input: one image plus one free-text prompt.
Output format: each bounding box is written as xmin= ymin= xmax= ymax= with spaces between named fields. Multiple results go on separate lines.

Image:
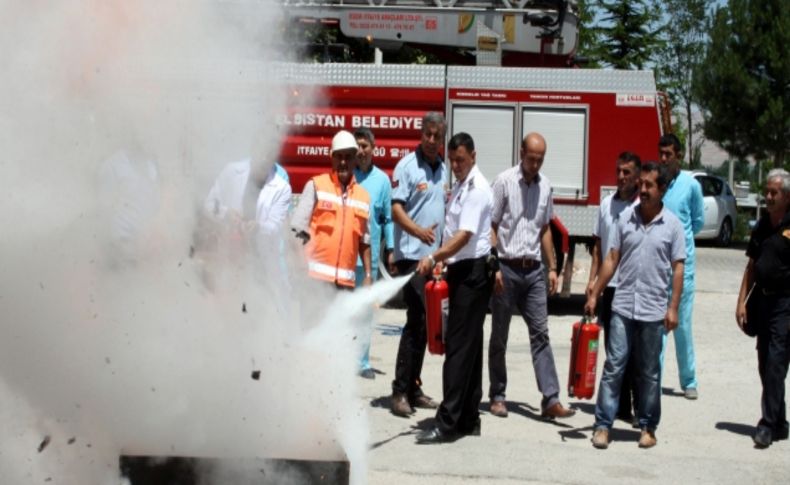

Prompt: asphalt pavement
xmin=357 ymin=244 xmax=789 ymax=484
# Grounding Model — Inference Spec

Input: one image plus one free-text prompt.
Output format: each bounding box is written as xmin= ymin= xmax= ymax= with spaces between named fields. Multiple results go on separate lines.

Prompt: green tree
xmin=592 ymin=0 xmax=664 ymax=69
xmin=694 ymin=0 xmax=790 ymax=168
xmin=575 ymin=0 xmax=602 ymax=67
xmin=656 ymin=0 xmax=712 ymax=169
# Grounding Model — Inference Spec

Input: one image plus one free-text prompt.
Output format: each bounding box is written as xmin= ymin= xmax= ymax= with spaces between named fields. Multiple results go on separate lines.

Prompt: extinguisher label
xmin=585 ymin=339 xmax=599 ymax=388
xmin=441 ymin=297 xmax=449 ymax=343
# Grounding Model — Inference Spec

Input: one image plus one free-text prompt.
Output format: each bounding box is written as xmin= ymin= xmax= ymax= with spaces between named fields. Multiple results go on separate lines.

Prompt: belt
xmin=500 ymin=257 xmax=540 ymax=269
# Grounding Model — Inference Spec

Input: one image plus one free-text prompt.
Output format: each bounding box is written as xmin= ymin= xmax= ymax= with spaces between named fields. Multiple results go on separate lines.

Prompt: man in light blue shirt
xmin=585 ymin=162 xmax=686 ymax=450
xmin=658 ymin=134 xmax=704 ymax=400
xmin=353 ymin=127 xmax=395 ymax=379
xmin=390 ymin=112 xmax=448 ymax=417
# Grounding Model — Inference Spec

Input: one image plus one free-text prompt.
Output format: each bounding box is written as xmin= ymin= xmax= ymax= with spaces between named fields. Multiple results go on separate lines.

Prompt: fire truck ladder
xmin=281 ymin=0 xmax=579 ymax=66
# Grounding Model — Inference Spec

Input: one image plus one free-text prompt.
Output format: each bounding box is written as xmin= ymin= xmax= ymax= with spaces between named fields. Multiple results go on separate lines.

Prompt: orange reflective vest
xmin=307 ymin=173 xmax=370 ymax=287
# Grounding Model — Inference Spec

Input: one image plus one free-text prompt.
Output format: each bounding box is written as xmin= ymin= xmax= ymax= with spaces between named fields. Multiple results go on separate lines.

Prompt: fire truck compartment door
xmin=521 ymin=106 xmax=587 ymax=198
xmin=450 ymin=104 xmax=516 ymax=184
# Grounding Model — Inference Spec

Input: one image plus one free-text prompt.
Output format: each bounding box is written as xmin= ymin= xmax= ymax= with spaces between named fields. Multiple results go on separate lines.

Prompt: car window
xmin=697 ymin=176 xmax=717 ymax=197
xmin=724 ymin=183 xmax=733 ymax=196
xmin=710 ymin=177 xmax=723 ymax=195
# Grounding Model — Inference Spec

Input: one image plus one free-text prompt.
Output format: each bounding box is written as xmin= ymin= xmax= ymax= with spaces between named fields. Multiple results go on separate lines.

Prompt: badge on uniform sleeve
xmin=783 ymin=229 xmax=790 ymax=239
xmin=416 ymin=182 xmax=428 ymax=191
xmin=392 ymin=179 xmax=399 ymax=188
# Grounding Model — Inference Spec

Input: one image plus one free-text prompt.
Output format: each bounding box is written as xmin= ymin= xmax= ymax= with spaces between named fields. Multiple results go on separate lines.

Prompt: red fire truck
xmin=277 ymin=1 xmax=671 ymax=294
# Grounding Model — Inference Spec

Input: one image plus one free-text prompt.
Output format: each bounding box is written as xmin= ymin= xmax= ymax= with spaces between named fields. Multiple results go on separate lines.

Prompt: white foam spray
xmin=0 ymin=1 xmax=407 ymax=484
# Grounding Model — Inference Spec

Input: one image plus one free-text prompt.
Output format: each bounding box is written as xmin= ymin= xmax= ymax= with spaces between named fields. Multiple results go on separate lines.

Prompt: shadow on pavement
xmin=559 ymin=426 xmax=592 ymax=441
xmin=370 ymin=395 xmax=393 ymax=410
xmin=569 ymin=401 xmax=596 ymax=416
xmin=369 ymin=419 xmax=431 ymax=450
xmin=661 ymin=387 xmax=685 ymax=397
xmin=715 ymin=421 xmax=755 ymax=437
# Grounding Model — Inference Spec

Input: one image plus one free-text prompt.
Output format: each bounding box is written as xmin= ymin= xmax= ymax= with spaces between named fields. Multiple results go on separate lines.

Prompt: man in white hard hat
xmin=291 ymin=130 xmax=373 ymax=289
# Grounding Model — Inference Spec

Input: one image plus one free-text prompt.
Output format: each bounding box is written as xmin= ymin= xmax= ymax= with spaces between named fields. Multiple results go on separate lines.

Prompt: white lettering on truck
xmin=351 ymin=115 xmax=422 ymax=131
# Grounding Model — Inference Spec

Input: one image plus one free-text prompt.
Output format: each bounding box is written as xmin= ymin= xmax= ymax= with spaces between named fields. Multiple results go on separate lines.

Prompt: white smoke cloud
xmin=0 ymin=1 xmax=400 ymax=484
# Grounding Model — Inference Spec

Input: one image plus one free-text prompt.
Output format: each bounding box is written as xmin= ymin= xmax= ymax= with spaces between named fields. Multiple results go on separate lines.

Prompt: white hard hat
xmin=331 ymin=130 xmax=358 ymax=153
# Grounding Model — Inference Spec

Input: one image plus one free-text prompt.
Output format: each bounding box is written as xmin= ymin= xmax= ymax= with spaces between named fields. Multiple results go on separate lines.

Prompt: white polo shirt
xmin=443 ymin=165 xmax=493 ymax=264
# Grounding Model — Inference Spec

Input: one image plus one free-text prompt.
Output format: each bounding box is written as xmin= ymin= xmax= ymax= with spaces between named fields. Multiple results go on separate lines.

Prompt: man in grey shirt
xmin=488 ymin=132 xmax=575 ymax=420
xmin=584 ymin=162 xmax=686 ymax=450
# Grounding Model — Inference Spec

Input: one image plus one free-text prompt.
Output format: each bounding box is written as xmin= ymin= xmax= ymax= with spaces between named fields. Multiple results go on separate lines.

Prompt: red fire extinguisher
xmin=567 ymin=316 xmax=601 ymax=399
xmin=424 ymin=268 xmax=448 ymax=355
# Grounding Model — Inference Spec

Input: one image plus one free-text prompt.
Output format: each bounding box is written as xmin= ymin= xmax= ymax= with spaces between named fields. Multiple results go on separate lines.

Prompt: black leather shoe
xmin=753 ymin=426 xmax=772 ymax=448
xmin=416 ymin=426 xmax=458 ymax=444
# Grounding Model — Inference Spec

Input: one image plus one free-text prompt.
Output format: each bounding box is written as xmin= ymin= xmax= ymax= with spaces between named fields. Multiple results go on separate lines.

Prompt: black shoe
xmin=416 ymin=426 xmax=458 ymax=444
xmin=753 ymin=426 xmax=772 ymax=448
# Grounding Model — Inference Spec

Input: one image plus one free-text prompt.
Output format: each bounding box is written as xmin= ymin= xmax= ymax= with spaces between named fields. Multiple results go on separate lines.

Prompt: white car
xmin=690 ymin=171 xmax=738 ymax=247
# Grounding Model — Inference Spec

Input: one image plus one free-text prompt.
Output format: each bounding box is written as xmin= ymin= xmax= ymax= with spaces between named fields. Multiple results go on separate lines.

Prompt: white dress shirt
xmin=444 ymin=165 xmax=493 ymax=264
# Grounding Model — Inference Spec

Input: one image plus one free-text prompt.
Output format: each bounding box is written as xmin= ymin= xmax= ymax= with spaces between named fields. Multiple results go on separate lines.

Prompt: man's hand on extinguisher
xmin=416 ymin=255 xmax=434 ymax=276
xmin=664 ymin=307 xmax=679 ymax=332
xmin=493 ymin=270 xmax=505 ymax=295
xmin=583 ymin=296 xmax=597 ymax=318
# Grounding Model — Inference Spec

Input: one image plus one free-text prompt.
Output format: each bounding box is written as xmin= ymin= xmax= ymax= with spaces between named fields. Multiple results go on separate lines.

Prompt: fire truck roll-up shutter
xmin=521 ymin=106 xmax=587 ymax=198
xmin=450 ymin=105 xmax=516 ymax=184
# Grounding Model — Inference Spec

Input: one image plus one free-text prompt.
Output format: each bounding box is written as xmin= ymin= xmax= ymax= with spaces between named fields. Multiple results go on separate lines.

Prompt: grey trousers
xmin=488 ymin=263 xmax=561 ymax=409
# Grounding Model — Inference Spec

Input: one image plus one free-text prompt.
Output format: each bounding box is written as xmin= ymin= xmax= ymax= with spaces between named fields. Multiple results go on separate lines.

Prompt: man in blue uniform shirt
xmin=658 ymin=134 xmax=704 ymax=400
xmin=390 ymin=112 xmax=448 ymax=417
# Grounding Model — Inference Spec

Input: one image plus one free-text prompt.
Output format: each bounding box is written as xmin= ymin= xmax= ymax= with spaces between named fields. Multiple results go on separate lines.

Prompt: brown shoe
xmin=411 ymin=394 xmax=439 ymax=409
xmin=391 ymin=392 xmax=413 ymax=417
xmin=541 ymin=402 xmax=576 ymax=419
xmin=638 ymin=429 xmax=657 ymax=448
xmin=591 ymin=428 xmax=609 ymax=449
xmin=489 ymin=400 xmax=508 ymax=418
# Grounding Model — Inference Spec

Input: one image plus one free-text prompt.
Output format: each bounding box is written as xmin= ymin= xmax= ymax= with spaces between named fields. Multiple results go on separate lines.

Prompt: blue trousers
xmin=594 ymin=312 xmax=665 ymax=431
xmin=662 ymin=275 xmax=697 ymax=390
xmin=355 ymin=265 xmax=378 ymax=371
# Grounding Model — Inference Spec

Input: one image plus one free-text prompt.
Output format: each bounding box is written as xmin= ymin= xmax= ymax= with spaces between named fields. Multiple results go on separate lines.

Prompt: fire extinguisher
xmin=424 ymin=268 xmax=448 ymax=355
xmin=567 ymin=316 xmax=601 ymax=399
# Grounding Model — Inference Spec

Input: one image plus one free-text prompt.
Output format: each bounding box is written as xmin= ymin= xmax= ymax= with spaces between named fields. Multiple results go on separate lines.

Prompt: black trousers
xmin=756 ymin=294 xmax=790 ymax=433
xmin=392 ymin=259 xmax=429 ymax=399
xmin=599 ymin=286 xmax=637 ymax=416
xmin=435 ymin=257 xmax=493 ymax=434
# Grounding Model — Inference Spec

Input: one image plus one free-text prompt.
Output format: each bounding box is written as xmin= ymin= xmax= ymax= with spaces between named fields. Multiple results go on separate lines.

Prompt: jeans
xmin=594 ymin=311 xmax=665 ymax=431
xmin=598 ymin=286 xmax=637 ymax=416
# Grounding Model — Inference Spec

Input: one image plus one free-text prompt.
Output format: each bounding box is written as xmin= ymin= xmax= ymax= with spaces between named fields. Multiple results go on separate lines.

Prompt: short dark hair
xmin=617 ymin=151 xmax=641 ymax=170
xmin=641 ymin=161 xmax=670 ymax=190
xmin=353 ymin=127 xmax=375 ymax=145
xmin=658 ymin=133 xmax=683 ymax=154
xmin=447 ymin=132 xmax=475 ymax=152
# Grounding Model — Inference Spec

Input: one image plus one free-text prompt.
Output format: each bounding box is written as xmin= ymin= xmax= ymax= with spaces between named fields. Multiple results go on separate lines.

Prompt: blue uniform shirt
xmin=391 ymin=147 xmax=447 ymax=261
xmin=662 ymin=171 xmax=704 ymax=275
xmin=355 ymin=165 xmax=394 ymax=275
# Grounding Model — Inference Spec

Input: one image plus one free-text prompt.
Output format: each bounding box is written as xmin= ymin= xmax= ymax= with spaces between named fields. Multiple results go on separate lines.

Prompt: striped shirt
xmin=491 ymin=166 xmax=553 ymax=260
